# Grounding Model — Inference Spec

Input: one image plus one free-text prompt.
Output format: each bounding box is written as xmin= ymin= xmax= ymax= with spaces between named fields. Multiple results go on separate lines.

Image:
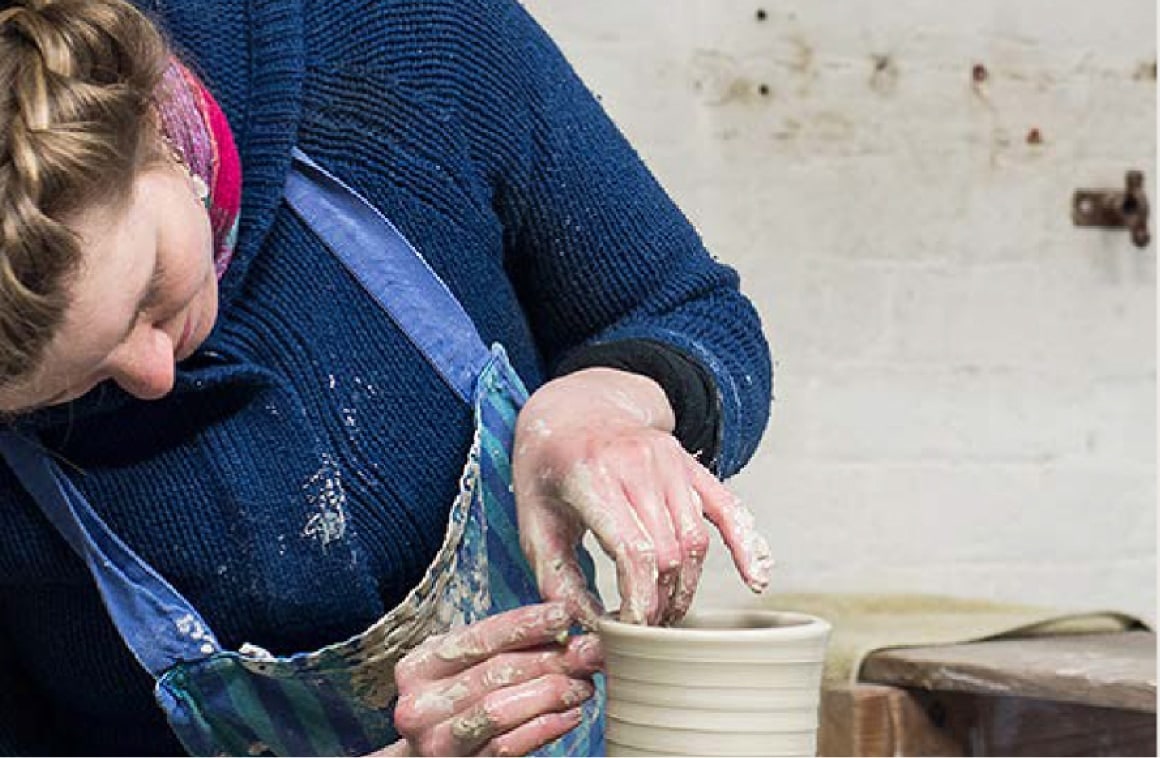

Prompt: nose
xmin=106 ymin=325 xmax=177 ymax=400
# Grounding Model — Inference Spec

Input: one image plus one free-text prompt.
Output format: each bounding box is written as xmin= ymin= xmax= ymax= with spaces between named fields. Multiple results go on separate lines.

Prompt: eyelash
xmin=138 ymin=295 xmax=181 ymax=330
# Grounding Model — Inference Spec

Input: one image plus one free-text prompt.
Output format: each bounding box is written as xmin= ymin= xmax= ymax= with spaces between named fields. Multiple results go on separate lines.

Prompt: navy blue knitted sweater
xmin=0 ymin=1 xmax=771 ymax=754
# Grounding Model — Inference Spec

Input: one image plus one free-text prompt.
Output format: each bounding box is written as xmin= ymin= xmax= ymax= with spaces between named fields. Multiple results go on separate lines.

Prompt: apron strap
xmin=0 ymin=431 xmax=221 ymax=677
xmin=284 ymin=148 xmax=491 ymax=405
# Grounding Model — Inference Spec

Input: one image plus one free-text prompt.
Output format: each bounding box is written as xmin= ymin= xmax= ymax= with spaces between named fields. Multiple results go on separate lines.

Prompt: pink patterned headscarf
xmin=154 ymin=59 xmax=242 ymax=279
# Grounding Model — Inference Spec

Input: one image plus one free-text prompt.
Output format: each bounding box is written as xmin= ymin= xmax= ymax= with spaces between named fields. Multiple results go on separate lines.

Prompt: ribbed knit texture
xmin=0 ymin=1 xmax=772 ymax=754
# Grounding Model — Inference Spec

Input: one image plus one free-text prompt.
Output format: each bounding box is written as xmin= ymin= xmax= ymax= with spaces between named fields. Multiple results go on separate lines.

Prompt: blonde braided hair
xmin=0 ymin=0 xmax=170 ymax=388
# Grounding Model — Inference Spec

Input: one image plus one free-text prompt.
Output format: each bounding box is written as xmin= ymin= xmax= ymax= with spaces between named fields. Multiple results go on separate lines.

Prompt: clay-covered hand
xmin=387 ymin=603 xmax=602 ymax=756
xmin=512 ymin=367 xmax=773 ymax=627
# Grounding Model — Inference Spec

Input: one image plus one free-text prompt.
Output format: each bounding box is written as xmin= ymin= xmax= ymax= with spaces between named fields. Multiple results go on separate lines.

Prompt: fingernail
xmin=562 ymin=679 xmax=594 ymax=707
xmin=747 ymin=539 xmax=774 ymax=592
xmin=570 ymin=635 xmax=604 ymax=668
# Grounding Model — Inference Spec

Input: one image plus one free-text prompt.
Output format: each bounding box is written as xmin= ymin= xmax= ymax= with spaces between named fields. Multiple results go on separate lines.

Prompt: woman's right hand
xmin=381 ymin=602 xmax=602 ymax=756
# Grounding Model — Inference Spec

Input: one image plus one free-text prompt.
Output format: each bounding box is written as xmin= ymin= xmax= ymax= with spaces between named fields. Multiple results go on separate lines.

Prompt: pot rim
xmin=598 ymin=608 xmax=831 ymax=643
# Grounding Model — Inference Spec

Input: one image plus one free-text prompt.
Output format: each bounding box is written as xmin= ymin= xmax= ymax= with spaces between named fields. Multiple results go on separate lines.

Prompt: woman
xmin=0 ymin=0 xmax=774 ymax=755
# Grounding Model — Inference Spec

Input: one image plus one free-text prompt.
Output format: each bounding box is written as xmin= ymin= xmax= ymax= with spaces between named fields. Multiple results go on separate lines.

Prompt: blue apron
xmin=0 ymin=149 xmax=605 ymax=757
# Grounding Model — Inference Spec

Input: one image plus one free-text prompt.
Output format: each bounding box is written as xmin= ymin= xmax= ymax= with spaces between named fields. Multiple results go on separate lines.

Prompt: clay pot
xmin=598 ymin=609 xmax=831 ymax=757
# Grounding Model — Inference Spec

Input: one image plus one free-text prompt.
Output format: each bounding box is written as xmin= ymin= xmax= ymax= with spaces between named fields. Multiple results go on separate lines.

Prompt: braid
xmin=0 ymin=0 xmax=170 ymax=386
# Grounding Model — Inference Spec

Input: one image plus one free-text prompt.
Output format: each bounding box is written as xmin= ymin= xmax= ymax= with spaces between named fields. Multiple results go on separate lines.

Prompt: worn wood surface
xmin=860 ymin=630 xmax=1156 ymax=712
xmin=820 ymin=683 xmax=1157 ymax=756
xmin=819 ymin=684 xmax=964 ymax=757
xmin=932 ymin=691 xmax=1158 ymax=757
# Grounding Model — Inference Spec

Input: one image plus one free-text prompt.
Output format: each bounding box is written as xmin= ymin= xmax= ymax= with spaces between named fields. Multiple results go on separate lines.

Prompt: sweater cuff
xmin=554 ymin=339 xmax=722 ymax=469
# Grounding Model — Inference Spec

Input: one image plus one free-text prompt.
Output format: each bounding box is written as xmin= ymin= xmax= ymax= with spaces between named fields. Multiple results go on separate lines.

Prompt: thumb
xmin=519 ymin=495 xmax=607 ymax=629
xmin=524 ymin=526 xmax=605 ymax=629
xmin=534 ymin=550 xmax=606 ymax=631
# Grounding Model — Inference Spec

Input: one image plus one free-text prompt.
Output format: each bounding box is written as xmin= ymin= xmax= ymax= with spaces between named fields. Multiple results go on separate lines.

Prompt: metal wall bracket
xmin=1072 ymin=170 xmax=1150 ymax=248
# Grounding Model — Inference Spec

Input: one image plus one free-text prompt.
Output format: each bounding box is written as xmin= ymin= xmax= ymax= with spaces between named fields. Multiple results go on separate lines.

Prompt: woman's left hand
xmin=386 ymin=603 xmax=602 ymax=756
xmin=512 ymin=367 xmax=773 ymax=627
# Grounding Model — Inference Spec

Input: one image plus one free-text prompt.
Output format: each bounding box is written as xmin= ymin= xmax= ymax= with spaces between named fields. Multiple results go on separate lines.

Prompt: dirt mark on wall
xmin=869 ymin=54 xmax=900 ymax=96
xmin=689 ymin=49 xmax=743 ymax=105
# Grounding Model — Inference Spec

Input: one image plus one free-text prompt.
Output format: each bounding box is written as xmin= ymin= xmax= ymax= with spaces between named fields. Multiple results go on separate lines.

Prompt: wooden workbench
xmin=818 ymin=630 xmax=1157 ymax=756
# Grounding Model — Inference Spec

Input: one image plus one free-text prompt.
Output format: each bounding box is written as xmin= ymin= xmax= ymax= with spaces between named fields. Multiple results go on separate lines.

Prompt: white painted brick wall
xmin=527 ymin=0 xmax=1157 ymax=622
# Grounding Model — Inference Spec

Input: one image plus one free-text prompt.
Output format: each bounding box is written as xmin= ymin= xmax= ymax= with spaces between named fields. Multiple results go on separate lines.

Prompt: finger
xmin=519 ymin=497 xmax=606 ymax=629
xmin=480 ymin=707 xmax=584 ymax=757
xmin=462 ymin=636 xmax=601 ymax=689
xmin=395 ymin=603 xmax=573 ymax=683
xmin=660 ymin=485 xmax=706 ymax=626
xmin=617 ymin=442 xmax=681 ymax=625
xmin=562 ymin=634 xmax=604 ymax=674
xmin=559 ymin=461 xmax=657 ymax=625
xmin=655 ymin=441 xmax=711 ymax=625
xmin=664 ymin=548 xmax=703 ymax=626
xmin=442 ymin=675 xmax=593 ymax=755
xmin=683 ymin=457 xmax=774 ymax=592
xmin=401 ymin=637 xmax=603 ymax=725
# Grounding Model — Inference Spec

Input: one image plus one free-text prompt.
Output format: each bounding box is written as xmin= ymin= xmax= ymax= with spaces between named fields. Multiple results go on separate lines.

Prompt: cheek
xmin=197 ymin=207 xmax=215 ymax=259
xmin=185 ymin=209 xmax=215 ymax=284
xmin=162 ymin=210 xmax=217 ymax=315
xmin=196 ymin=217 xmax=220 ymax=330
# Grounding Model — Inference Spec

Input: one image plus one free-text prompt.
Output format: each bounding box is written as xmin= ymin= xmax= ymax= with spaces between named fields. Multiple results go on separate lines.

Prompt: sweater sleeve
xmin=449 ymin=0 xmax=772 ymax=476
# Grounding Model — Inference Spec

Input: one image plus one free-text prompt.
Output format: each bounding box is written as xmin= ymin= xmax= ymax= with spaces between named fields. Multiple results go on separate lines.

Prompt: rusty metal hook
xmin=1122 ymin=171 xmax=1150 ymax=248
xmin=1072 ymin=170 xmax=1151 ymax=248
